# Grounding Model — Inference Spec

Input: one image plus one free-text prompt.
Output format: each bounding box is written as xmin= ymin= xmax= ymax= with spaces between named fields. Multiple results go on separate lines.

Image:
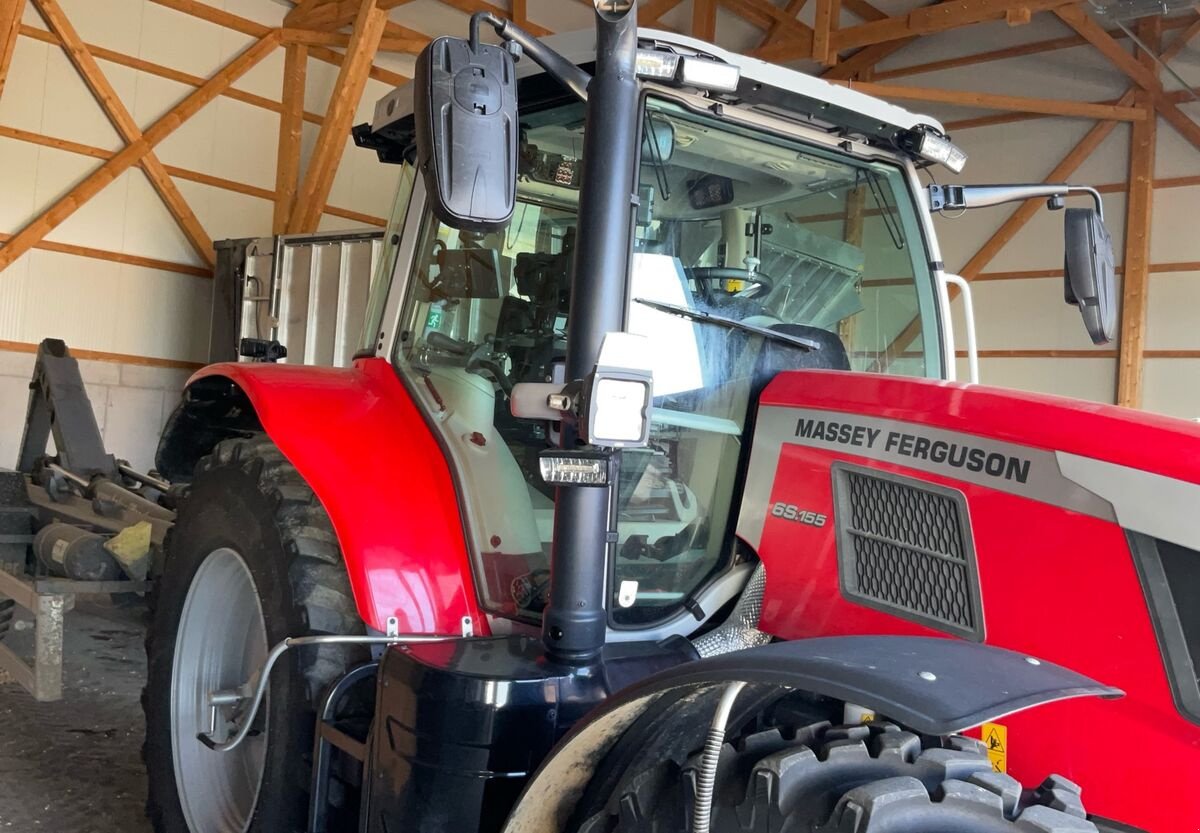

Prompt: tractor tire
xmin=575 ymin=717 xmax=1097 ymax=833
xmin=142 ymin=436 xmax=364 ymax=833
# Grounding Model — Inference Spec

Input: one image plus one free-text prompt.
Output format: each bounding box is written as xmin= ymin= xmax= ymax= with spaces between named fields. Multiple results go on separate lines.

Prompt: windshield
xmin=393 ymin=96 xmax=941 ymax=628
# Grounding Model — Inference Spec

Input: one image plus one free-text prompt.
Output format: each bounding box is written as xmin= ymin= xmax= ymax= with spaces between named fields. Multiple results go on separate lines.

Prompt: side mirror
xmin=1063 ymin=207 xmax=1116 ymax=345
xmin=413 ymin=37 xmax=518 ymax=231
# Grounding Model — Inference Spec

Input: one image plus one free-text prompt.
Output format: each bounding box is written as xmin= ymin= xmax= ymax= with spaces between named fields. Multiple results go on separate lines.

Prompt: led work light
xmin=635 ymin=49 xmax=741 ymax=93
xmin=910 ymin=129 xmax=968 ymax=174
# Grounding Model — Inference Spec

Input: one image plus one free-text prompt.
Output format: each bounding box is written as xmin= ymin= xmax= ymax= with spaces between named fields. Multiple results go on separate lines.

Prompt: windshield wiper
xmin=633 ymin=298 xmax=819 ymax=352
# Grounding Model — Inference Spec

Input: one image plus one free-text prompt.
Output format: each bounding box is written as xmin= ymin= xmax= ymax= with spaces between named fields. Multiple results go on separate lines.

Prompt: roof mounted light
xmin=636 ymin=49 xmax=740 ymax=93
xmin=910 ymin=128 xmax=968 ymax=174
xmin=636 ymin=49 xmax=680 ymax=80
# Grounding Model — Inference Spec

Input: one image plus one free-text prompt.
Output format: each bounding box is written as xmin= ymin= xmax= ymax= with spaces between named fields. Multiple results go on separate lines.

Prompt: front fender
xmin=160 ymin=357 xmax=483 ymax=636
xmin=502 ymin=635 xmax=1120 ymax=833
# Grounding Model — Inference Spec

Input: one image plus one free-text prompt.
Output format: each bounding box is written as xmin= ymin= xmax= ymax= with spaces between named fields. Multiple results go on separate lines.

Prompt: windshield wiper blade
xmin=633 ymin=298 xmax=819 ymax=352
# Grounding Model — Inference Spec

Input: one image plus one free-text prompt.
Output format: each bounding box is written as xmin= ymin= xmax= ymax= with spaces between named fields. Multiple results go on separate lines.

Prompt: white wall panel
xmin=55 ymin=0 xmax=145 ymax=57
xmin=1149 ymin=185 xmax=1200 ymax=263
xmin=135 ymin=72 xmax=220 ymax=171
xmin=120 ymin=168 xmax=201 ymax=265
xmin=0 ymin=38 xmax=49 ymax=133
xmin=40 ymin=47 xmax=133 ymax=152
xmin=234 ymin=43 xmax=285 ymax=102
xmin=39 ymin=154 xmax=134 ymax=251
xmin=139 ymin=1 xmax=224 ymax=79
xmin=0 ymin=254 xmax=33 ymax=340
xmin=15 ymin=249 xmax=120 ymax=350
xmin=175 ymin=179 xmax=272 ymax=243
xmin=1146 ymin=272 xmax=1200 ymax=350
xmin=1143 ymin=360 xmax=1200 ymax=419
xmin=110 ymin=267 xmax=212 ymax=363
xmin=973 ymin=357 xmax=1116 ymax=403
xmin=209 ymin=97 xmax=280 ymax=191
xmin=0 ymin=137 xmax=40 ymax=232
xmin=951 ymin=277 xmax=1120 ymax=352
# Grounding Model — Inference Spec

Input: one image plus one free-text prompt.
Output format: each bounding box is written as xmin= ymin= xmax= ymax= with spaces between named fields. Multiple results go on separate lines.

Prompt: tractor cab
xmin=355 ymin=26 xmax=961 ymax=641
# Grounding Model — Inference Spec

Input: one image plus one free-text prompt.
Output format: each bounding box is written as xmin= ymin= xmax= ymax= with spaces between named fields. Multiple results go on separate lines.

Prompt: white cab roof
xmin=372 ymin=27 xmax=944 ymax=138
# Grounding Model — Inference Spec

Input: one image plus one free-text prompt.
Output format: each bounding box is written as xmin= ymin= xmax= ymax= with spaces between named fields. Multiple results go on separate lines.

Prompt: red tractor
xmin=140 ymin=4 xmax=1198 ymax=832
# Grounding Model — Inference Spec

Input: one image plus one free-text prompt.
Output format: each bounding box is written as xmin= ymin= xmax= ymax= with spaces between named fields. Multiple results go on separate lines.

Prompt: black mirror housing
xmin=413 ymin=37 xmax=518 ymax=232
xmin=1064 ymin=207 xmax=1116 ymax=345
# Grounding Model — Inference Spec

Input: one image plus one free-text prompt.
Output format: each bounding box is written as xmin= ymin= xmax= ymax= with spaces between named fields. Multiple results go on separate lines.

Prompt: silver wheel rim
xmin=171 ymin=547 xmax=269 ymax=833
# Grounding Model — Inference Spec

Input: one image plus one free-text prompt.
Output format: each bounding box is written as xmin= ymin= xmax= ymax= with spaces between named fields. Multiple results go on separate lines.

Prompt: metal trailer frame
xmin=211 ymin=230 xmax=385 ymax=368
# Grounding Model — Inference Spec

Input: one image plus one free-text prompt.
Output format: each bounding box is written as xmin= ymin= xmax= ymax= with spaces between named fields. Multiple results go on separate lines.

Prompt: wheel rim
xmin=171 ymin=547 xmax=269 ymax=833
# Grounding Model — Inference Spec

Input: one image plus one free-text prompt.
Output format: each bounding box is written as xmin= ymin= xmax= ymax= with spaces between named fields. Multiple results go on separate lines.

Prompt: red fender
xmin=186 ymin=357 xmax=486 ymax=636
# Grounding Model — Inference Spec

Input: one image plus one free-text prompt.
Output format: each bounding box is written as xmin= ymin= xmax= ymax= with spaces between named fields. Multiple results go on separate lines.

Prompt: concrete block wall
xmin=0 ymin=346 xmax=190 ymax=475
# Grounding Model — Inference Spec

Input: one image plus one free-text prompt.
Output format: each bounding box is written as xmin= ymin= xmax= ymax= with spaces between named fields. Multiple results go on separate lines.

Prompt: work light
xmin=911 ymin=129 xmax=968 ymax=174
xmin=539 ymin=451 xmax=612 ymax=487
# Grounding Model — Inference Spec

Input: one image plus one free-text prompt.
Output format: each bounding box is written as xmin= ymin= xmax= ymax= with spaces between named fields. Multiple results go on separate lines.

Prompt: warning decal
xmin=981 ymin=722 xmax=1007 ymax=773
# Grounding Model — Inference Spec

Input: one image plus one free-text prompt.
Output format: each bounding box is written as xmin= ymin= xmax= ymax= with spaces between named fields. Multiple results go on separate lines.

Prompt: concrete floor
xmin=0 ymin=600 xmax=151 ymax=832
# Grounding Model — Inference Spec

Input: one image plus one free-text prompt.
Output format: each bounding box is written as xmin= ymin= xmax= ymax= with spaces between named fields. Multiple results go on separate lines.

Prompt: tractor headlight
xmin=586 ymin=376 xmax=652 ymax=446
xmin=911 ymin=129 xmax=968 ymax=174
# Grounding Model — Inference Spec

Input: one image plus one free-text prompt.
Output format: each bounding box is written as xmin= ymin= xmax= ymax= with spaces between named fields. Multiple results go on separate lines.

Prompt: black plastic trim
xmin=563 ymin=635 xmax=1120 ymax=739
xmin=1127 ymin=531 xmax=1200 ymax=725
xmin=832 ymin=462 xmax=985 ymax=642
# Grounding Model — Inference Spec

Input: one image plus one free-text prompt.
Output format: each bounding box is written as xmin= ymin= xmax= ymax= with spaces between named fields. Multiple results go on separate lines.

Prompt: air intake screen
xmin=833 ymin=463 xmax=983 ymax=640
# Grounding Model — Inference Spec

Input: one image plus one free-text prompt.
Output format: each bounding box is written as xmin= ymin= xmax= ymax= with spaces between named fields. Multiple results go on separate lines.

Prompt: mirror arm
xmin=469 ymin=12 xmax=593 ymax=102
xmin=929 ymin=183 xmax=1104 ymax=221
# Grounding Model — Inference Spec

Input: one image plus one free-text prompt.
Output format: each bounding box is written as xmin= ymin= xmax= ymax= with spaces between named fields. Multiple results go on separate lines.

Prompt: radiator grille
xmin=833 ymin=464 xmax=983 ymax=640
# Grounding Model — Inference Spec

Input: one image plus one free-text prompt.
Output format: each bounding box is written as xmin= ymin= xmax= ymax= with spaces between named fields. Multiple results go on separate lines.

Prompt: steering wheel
xmin=425 ymin=331 xmax=514 ymax=395
xmin=686 ymin=267 xmax=774 ymax=303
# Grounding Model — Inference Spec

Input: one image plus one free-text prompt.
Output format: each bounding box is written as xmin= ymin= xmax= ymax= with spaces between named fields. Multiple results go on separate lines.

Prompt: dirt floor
xmin=0 ymin=599 xmax=151 ymax=831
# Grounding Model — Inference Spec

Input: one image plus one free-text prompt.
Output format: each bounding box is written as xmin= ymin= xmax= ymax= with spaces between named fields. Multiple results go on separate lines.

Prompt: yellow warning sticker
xmin=981 ymin=722 xmax=1007 ymax=773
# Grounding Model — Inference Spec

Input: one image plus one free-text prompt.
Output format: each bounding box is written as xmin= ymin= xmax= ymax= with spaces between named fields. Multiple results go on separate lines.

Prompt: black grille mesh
xmin=835 ymin=466 xmax=982 ymax=639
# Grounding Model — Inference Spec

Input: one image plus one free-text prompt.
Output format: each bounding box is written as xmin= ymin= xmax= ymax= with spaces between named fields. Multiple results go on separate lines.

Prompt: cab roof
xmin=361 ymin=27 xmax=946 ymax=164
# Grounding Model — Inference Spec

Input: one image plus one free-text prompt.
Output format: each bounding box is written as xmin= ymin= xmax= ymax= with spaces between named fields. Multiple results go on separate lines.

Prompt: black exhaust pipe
xmin=543 ymin=0 xmax=640 ymax=665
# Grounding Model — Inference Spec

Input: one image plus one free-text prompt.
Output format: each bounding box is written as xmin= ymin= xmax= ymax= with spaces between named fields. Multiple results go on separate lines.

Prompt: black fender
xmin=155 ymin=375 xmax=262 ymax=482
xmin=501 ymin=635 xmax=1121 ymax=833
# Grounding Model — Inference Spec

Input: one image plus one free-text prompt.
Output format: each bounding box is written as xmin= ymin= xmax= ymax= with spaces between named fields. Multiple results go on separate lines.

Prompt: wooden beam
xmin=0 ymin=123 xmax=387 ymax=226
xmin=0 ymin=232 xmax=212 ymax=278
xmin=0 ymin=31 xmax=280 ymax=274
xmin=281 ymin=27 xmax=425 ymax=53
xmin=0 ymin=0 xmax=24 ymax=99
xmin=20 ymin=25 xmax=323 ymax=125
xmin=822 ymin=38 xmax=911 ymax=80
xmin=757 ymin=0 xmax=807 ymax=48
xmin=1116 ymin=17 xmax=1160 ymax=408
xmin=512 ymin=0 xmax=527 ymax=27
xmin=1057 ymin=5 xmax=1200 ymax=154
xmin=640 ymin=0 xmax=686 ymax=26
xmin=877 ymin=12 xmax=1197 ymax=81
xmin=813 ymin=0 xmax=842 ymax=64
xmin=285 ymin=0 xmax=334 ymax=27
xmin=0 ymin=339 xmax=206 ymax=369
xmin=436 ymin=0 xmax=551 ymax=36
xmin=32 ymin=0 xmax=215 ymax=268
xmin=1005 ymin=5 xmax=1032 ymax=25
xmin=841 ymin=0 xmax=887 ymax=21
xmin=826 ymin=79 xmax=1146 ymax=120
xmin=288 ymin=1 xmax=386 ymax=233
xmin=1055 ymin=6 xmax=1159 ymax=89
xmin=693 ymin=0 xmax=718 ymax=40
xmin=149 ymin=0 xmax=402 ymax=85
xmin=832 ymin=0 xmax=1077 ymax=53
xmin=274 ymin=43 xmax=307 ymax=235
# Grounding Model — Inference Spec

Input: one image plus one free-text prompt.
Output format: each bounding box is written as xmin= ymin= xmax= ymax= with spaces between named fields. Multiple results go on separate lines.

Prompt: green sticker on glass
xmin=426 ymin=307 xmax=443 ymax=329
